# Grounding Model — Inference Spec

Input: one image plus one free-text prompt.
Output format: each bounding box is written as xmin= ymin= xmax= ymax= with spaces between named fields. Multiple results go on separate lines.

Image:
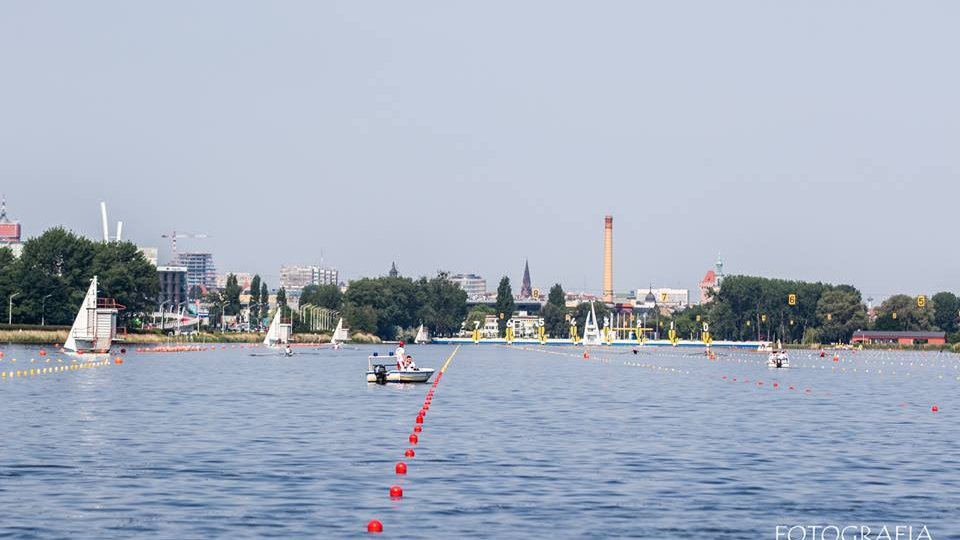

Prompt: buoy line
xmin=367 ymin=345 xmax=461 ymax=535
xmin=1 ymin=358 xmax=118 ymax=380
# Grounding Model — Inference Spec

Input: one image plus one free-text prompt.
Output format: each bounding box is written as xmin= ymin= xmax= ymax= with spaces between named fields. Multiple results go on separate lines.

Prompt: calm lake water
xmin=1 ymin=343 xmax=958 ymax=539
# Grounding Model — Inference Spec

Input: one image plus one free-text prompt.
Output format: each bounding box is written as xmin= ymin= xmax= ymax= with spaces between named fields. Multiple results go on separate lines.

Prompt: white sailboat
xmin=581 ymin=302 xmax=602 ymax=346
xmin=64 ymin=276 xmax=120 ymax=354
xmin=263 ymin=308 xmax=292 ymax=347
xmin=414 ymin=323 xmax=428 ymax=344
xmin=330 ymin=317 xmax=349 ymax=347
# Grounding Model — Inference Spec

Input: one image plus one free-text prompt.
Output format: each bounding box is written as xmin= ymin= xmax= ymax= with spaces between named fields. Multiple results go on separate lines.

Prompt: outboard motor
xmin=373 ymin=364 xmax=388 ymax=385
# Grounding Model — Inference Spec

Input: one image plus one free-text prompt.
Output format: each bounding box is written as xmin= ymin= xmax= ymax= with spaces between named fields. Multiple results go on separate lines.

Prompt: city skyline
xmin=2 ymin=2 xmax=958 ymax=300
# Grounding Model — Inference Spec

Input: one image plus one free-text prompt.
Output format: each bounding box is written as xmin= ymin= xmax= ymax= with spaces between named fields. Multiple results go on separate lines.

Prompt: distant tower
xmin=602 ymin=216 xmax=613 ymax=303
xmin=520 ymin=260 xmax=532 ymax=298
xmin=715 ymin=253 xmax=725 ymax=287
xmin=389 ymin=262 xmax=399 ymax=278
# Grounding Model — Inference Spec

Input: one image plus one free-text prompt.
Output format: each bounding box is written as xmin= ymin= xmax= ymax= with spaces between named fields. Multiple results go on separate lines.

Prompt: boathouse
xmin=850 ymin=330 xmax=947 ymax=345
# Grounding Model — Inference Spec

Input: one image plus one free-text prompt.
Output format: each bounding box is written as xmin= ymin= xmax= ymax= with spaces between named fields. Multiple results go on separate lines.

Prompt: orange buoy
xmin=395 ymin=462 xmax=407 ymax=475
xmin=367 ymin=519 xmax=384 ymax=533
xmin=389 ymin=485 xmax=403 ymax=498
xmin=114 ymin=357 xmax=123 ymax=365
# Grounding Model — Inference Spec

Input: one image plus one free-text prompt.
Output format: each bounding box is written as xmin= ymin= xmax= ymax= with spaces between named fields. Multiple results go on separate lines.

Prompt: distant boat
xmin=263 ymin=309 xmax=292 ymax=347
xmin=331 ymin=317 xmax=349 ymax=346
xmin=414 ymin=323 xmax=428 ymax=344
xmin=581 ymin=302 xmax=602 ymax=346
xmin=64 ymin=276 xmax=122 ymax=354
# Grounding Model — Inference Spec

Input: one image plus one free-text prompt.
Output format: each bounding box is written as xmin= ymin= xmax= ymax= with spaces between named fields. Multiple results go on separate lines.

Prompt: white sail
xmin=64 ymin=277 xmax=98 ymax=352
xmin=332 ymin=317 xmax=349 ymax=343
xmin=582 ymin=302 xmax=602 ymax=346
xmin=263 ymin=309 xmax=282 ymax=346
xmin=414 ymin=323 xmax=427 ymax=344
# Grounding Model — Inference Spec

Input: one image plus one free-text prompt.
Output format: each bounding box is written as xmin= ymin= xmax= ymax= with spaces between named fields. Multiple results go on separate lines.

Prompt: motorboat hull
xmin=366 ymin=368 xmax=435 ymax=383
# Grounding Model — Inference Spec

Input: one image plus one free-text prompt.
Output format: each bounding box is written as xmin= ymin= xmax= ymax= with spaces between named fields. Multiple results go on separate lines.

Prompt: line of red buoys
xmin=368 ymin=349 xmax=455 ymax=534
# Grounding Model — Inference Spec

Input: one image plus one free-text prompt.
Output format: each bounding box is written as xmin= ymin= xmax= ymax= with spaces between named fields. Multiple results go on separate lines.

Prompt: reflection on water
xmin=0 ymin=343 xmax=957 ymax=538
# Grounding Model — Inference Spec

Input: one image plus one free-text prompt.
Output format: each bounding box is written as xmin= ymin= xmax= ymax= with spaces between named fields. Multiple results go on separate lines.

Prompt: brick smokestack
xmin=603 ymin=215 xmax=613 ymax=303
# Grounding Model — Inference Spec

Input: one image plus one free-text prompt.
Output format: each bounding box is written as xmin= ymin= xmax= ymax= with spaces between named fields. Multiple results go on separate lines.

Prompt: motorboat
xmin=366 ymin=355 xmax=435 ymax=384
xmin=767 ymin=350 xmax=790 ymax=368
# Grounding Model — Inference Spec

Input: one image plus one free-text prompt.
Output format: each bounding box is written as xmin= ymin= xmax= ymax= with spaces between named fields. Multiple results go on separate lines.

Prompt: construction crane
xmin=161 ymin=231 xmax=209 ymax=260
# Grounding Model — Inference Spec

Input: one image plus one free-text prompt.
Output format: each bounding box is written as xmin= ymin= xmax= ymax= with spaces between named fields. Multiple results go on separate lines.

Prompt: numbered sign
xmin=532 ymin=288 xmax=541 ymax=300
xmin=827 ymin=313 xmax=833 ymax=321
xmin=660 ymin=292 xmax=668 ymax=302
xmin=761 ymin=314 xmax=767 ymax=323
xmin=702 ymin=322 xmax=709 ymax=332
xmin=892 ymin=312 xmax=898 ymax=320
xmin=788 ymin=294 xmax=797 ymax=306
xmin=917 ymin=295 xmax=926 ymax=308
xmin=696 ymin=314 xmax=702 ymax=322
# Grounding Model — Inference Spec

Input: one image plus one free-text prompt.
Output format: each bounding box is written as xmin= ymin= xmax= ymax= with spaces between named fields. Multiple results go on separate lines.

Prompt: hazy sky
xmin=1 ymin=2 xmax=957 ymax=300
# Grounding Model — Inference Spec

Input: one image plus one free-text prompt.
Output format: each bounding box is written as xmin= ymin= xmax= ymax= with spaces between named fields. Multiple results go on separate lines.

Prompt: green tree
xmin=464 ymin=305 xmax=495 ymax=335
xmin=299 ymin=283 xmax=343 ymax=311
xmin=342 ymin=277 xmax=423 ymax=340
xmin=15 ymin=227 xmax=97 ymax=325
xmin=0 ymin=246 xmax=20 ymax=323
xmin=248 ymin=274 xmax=262 ymax=325
xmin=343 ymin=303 xmax=378 ymax=334
xmin=815 ymin=289 xmax=868 ymax=344
xmin=417 ymin=276 xmax=468 ymax=337
xmin=873 ymin=294 xmax=932 ymax=331
xmin=494 ymin=276 xmax=515 ymax=336
xmin=931 ymin=292 xmax=959 ymax=333
xmin=260 ymin=282 xmax=270 ymax=324
xmin=543 ymin=283 xmax=568 ymax=338
xmin=276 ymin=287 xmax=288 ymax=318
xmin=223 ymin=274 xmax=242 ymax=316
xmin=90 ymin=241 xmax=160 ymax=323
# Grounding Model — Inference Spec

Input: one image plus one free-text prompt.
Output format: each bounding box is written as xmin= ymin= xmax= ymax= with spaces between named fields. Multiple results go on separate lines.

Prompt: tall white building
xmin=450 ymin=273 xmax=486 ymax=298
xmin=280 ymin=265 xmax=339 ymax=292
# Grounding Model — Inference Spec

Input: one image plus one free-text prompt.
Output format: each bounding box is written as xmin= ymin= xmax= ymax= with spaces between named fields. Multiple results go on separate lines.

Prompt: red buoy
xmin=773 ymin=383 xmax=779 ymax=388
xmin=415 ymin=415 xmax=424 ymax=424
xmin=413 ymin=425 xmax=422 ymax=433
xmin=389 ymin=485 xmax=403 ymax=498
xmin=367 ymin=520 xmax=383 ymax=533
xmin=395 ymin=462 xmax=407 ymax=475
xmin=409 ymin=434 xmax=418 ymax=444
xmin=404 ymin=449 xmax=415 ymax=458
xmin=932 ymin=405 xmax=939 ymax=412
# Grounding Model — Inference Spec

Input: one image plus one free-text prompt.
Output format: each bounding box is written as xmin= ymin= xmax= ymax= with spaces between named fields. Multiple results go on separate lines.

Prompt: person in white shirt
xmin=395 ymin=341 xmax=406 ymax=370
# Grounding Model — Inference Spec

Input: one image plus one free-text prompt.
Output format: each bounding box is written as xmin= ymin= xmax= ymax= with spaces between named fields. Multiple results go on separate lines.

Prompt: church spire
xmin=389 ymin=261 xmax=399 ymax=278
xmin=520 ymin=259 xmax=532 ymax=298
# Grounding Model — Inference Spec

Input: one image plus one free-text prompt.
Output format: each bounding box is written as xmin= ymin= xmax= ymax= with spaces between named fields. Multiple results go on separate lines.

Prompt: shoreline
xmin=0 ymin=330 xmax=384 ymax=345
